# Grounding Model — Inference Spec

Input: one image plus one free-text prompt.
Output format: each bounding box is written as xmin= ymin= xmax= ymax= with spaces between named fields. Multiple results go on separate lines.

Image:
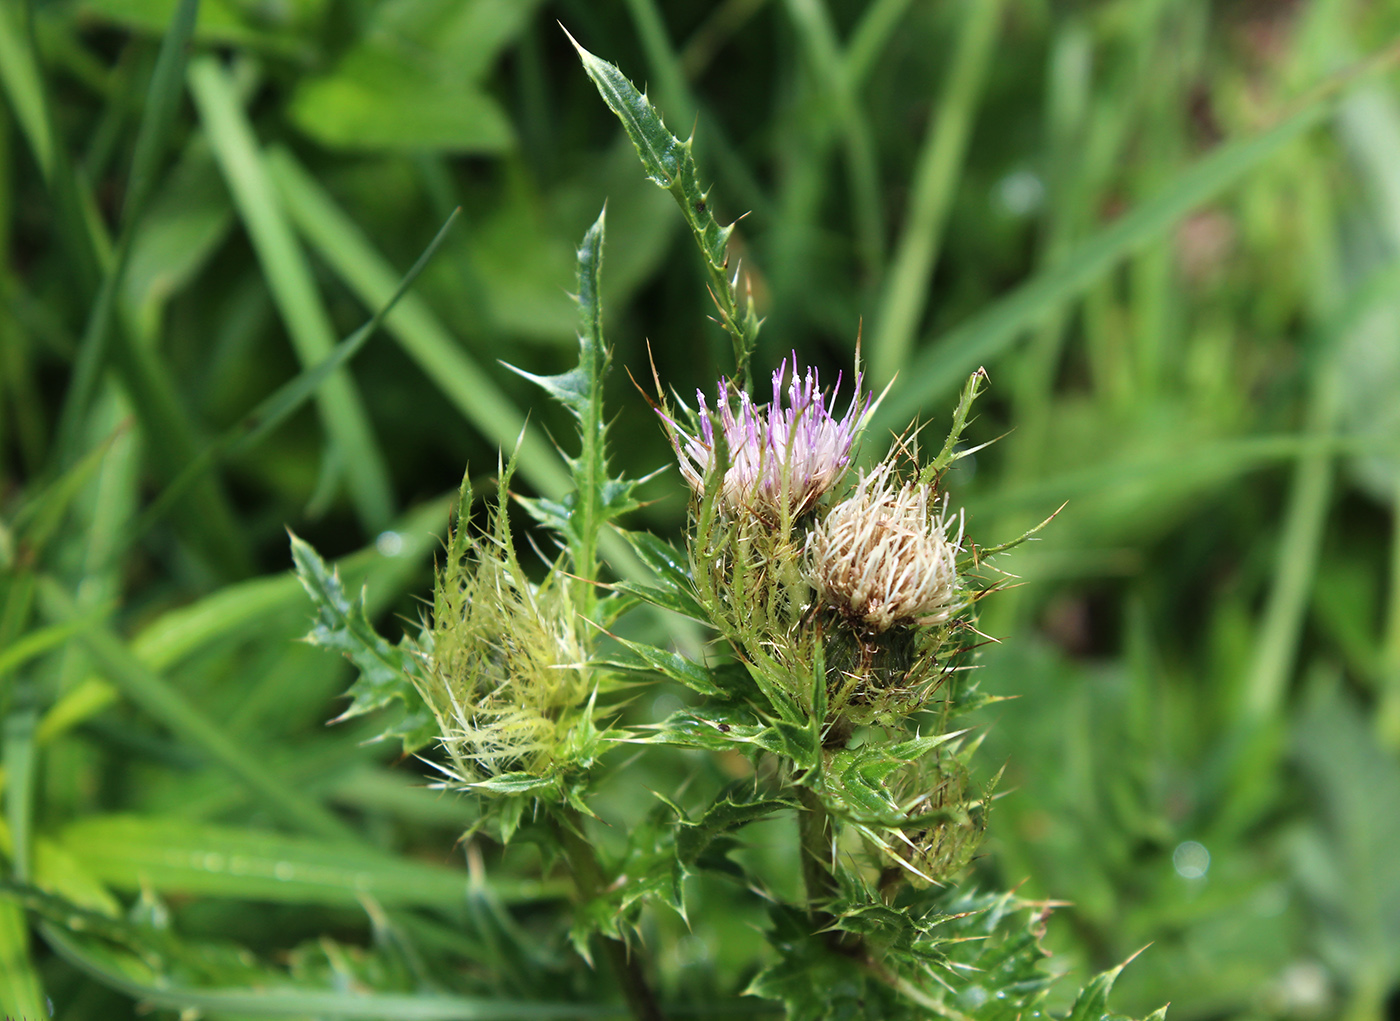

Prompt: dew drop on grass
xmin=376 ymin=530 xmax=404 ymax=556
xmin=1172 ymin=840 xmax=1210 ymax=879
xmin=994 ymin=170 xmax=1044 ymax=217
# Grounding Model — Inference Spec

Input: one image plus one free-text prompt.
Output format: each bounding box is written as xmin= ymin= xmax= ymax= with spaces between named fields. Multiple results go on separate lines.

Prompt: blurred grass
xmin=3 ymin=0 xmax=1400 ymax=1018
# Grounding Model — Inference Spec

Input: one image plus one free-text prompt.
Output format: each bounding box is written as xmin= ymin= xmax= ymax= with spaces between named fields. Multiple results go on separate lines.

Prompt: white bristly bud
xmin=808 ymin=463 xmax=962 ymax=632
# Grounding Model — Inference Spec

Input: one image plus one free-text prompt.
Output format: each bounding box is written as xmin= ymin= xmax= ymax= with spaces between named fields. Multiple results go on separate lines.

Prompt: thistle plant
xmin=287 ymin=38 xmax=1165 ymax=1021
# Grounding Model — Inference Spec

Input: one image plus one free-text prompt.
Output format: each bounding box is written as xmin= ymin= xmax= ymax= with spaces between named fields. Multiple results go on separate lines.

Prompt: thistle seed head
xmin=660 ymin=354 xmax=867 ymax=519
xmin=808 ymin=462 xmax=962 ymax=633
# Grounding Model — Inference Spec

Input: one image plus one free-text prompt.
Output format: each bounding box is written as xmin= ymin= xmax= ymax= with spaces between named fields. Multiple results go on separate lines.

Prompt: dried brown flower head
xmin=808 ymin=463 xmax=961 ymax=633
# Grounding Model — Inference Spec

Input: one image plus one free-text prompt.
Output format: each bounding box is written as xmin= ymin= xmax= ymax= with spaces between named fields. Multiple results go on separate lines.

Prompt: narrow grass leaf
xmin=58 ymin=815 xmax=564 ymax=907
xmin=189 ymin=55 xmax=394 ymax=532
xmin=54 ymin=0 xmax=200 ymax=460
xmin=0 ymin=3 xmax=52 ymax=177
xmin=8 ymin=880 xmax=619 ymax=1019
xmin=8 ymin=428 xmax=119 ymax=559
xmin=36 ymin=577 xmax=358 ymax=844
xmin=114 ymin=208 xmax=457 ymax=567
xmin=782 ymin=0 xmax=884 ymax=277
xmin=37 ymin=497 xmax=449 ymax=747
xmin=0 ymin=0 xmax=239 ymax=574
xmin=43 ymin=921 xmax=625 ymax=1020
xmin=0 ymin=706 xmax=45 ymax=1019
xmin=3 ymin=707 xmax=38 ymax=881
xmin=263 ymin=146 xmax=568 ymax=500
xmin=0 ymin=613 xmax=108 ymax=679
xmin=868 ymin=0 xmax=1003 ymax=384
xmin=3 ymin=11 xmax=247 ymax=574
xmin=0 ymin=903 xmax=46 ymax=1021
xmin=874 ymin=41 xmax=1400 ymax=431
xmin=845 ymin=0 xmax=915 ymax=88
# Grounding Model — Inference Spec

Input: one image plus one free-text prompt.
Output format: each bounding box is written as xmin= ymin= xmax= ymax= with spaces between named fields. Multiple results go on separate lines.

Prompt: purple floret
xmin=659 ymin=354 xmax=868 ymax=518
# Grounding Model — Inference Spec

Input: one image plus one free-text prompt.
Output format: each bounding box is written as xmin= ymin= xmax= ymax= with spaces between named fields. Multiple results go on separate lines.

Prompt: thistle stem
xmin=796 ymin=786 xmax=839 ymax=923
xmin=553 ymin=807 xmax=665 ymax=1021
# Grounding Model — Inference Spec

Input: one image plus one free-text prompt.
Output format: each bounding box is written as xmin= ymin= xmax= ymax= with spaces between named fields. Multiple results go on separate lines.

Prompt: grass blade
xmin=0 ymin=3 xmax=52 ymax=179
xmin=844 ymin=0 xmax=914 ymax=88
xmin=36 ymin=578 xmax=358 ymax=845
xmin=867 ymin=0 xmax=1003 ymax=384
xmin=41 ymin=922 xmax=629 ymax=1020
xmin=54 ymin=0 xmax=201 ymax=462
xmin=0 ymin=696 xmax=46 ymax=1020
xmin=782 ymin=0 xmax=885 ymax=279
xmin=58 ymin=815 xmax=565 ymax=907
xmin=263 ymin=146 xmax=569 ymax=499
xmin=0 ymin=904 xmax=45 ymax=1021
xmin=37 ymin=494 xmax=451 ymax=748
xmin=872 ymin=38 xmax=1400 ymax=432
xmin=188 ymin=55 xmax=395 ymax=533
xmin=2 ymin=0 xmax=247 ymax=575
xmin=113 ymin=207 xmax=459 ymax=566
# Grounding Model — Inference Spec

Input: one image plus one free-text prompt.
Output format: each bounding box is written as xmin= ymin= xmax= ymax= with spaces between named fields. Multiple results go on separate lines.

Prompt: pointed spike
xmin=558 ymin=21 xmax=585 ymax=55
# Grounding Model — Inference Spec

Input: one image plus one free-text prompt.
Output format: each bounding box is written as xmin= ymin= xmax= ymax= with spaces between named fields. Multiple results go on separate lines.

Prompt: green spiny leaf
xmin=675 ymin=792 xmax=795 ymax=870
xmin=290 ymin=531 xmax=430 ymax=752
xmin=609 ymin=579 xmax=708 ymax=623
xmin=566 ymin=31 xmax=756 ymax=385
xmin=596 ymin=638 xmax=728 ymax=698
xmin=615 ymin=528 xmax=698 ymax=594
xmin=636 ymin=707 xmax=785 ymax=757
xmin=1066 ymin=953 xmax=1142 ymax=1021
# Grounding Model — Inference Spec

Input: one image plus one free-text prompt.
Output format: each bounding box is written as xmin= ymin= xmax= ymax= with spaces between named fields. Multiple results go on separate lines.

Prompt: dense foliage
xmin=3 ymin=1 xmax=1400 ymax=1019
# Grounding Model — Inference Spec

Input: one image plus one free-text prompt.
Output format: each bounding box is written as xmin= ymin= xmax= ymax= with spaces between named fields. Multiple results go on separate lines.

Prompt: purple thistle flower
xmin=660 ymin=355 xmax=868 ymax=519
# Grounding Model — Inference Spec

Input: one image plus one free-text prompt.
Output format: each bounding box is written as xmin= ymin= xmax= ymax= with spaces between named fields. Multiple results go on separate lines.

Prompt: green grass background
xmin=3 ymin=0 xmax=1400 ymax=1018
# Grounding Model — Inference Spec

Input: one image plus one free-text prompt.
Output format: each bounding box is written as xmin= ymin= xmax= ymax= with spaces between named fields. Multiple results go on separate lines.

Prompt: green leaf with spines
xmin=505 ymin=208 xmax=647 ymax=623
xmin=773 ymin=719 xmax=820 ymax=770
xmin=919 ymin=367 xmax=991 ymax=484
xmin=290 ymin=531 xmax=434 ymax=753
xmin=596 ymin=638 xmax=729 ymax=698
xmin=745 ymin=901 xmax=905 ymax=1021
xmin=818 ymin=731 xmax=972 ymax=817
xmin=468 ymin=772 xmax=560 ymax=796
xmin=636 ymin=706 xmax=785 ymax=756
xmin=1066 ymin=954 xmax=1143 ymax=1021
xmin=612 ymin=528 xmax=709 ymax=620
xmin=567 ymin=789 xmax=795 ymax=952
xmin=743 ymin=887 xmax=1158 ymax=1020
xmin=608 ymin=579 xmax=709 ymax=623
xmin=565 ymin=801 xmax=683 ymax=956
xmin=567 ymin=31 xmax=758 ymax=387
xmin=675 ymin=791 xmax=796 ymax=872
